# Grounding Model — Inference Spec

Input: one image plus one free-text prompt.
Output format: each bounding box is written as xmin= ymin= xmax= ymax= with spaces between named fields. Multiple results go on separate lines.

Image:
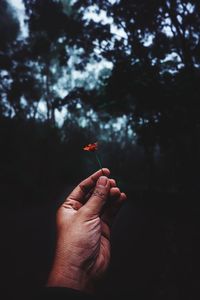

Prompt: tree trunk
xmin=45 ymin=58 xmax=55 ymax=125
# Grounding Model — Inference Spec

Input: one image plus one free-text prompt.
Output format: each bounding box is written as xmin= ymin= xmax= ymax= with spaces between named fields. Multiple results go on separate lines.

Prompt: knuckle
xmin=62 ymin=198 xmax=82 ymax=210
xmin=93 ymin=188 xmax=106 ymax=199
xmin=78 ymin=182 xmax=88 ymax=193
xmin=90 ymin=175 xmax=96 ymax=184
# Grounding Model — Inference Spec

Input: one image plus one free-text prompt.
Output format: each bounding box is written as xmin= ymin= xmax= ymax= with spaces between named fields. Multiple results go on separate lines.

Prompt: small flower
xmin=83 ymin=142 xmax=98 ymax=152
xmin=83 ymin=142 xmax=103 ymax=172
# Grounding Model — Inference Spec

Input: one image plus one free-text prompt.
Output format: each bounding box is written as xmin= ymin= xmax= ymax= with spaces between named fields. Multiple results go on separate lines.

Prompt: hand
xmin=47 ymin=168 xmax=126 ymax=293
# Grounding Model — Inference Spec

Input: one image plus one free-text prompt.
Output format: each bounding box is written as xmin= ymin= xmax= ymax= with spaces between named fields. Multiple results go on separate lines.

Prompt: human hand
xmin=47 ymin=168 xmax=126 ymax=293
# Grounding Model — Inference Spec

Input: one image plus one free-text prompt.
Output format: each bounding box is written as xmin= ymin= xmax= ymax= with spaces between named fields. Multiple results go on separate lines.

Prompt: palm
xmin=89 ymin=219 xmax=111 ymax=278
xmin=59 ymin=208 xmax=111 ymax=277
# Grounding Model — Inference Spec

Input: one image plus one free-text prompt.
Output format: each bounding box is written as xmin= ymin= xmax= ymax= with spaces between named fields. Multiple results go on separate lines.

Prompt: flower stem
xmin=95 ymin=152 xmax=104 ymax=174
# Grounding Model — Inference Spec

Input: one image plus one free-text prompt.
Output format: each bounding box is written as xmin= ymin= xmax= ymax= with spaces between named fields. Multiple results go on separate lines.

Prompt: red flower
xmin=83 ymin=142 xmax=98 ymax=152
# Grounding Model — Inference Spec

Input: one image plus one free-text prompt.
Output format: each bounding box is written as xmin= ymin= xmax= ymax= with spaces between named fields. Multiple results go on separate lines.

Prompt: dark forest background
xmin=1 ymin=0 xmax=200 ymax=298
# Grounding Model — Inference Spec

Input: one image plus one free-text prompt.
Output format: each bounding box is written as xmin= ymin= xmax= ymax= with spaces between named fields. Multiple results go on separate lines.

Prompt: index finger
xmin=65 ymin=168 xmax=110 ymax=204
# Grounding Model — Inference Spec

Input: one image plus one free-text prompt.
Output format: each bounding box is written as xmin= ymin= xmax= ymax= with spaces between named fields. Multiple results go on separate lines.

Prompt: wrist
xmin=47 ymin=262 xmax=94 ymax=294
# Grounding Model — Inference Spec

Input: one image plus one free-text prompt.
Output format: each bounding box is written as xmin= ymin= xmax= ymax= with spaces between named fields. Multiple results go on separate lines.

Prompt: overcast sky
xmin=8 ymin=0 xmax=28 ymax=38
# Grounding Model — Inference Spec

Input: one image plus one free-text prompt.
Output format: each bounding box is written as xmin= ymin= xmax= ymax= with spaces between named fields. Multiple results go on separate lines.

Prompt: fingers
xmin=109 ymin=187 xmax=121 ymax=199
xmin=109 ymin=179 xmax=116 ymax=187
xmin=65 ymin=168 xmax=110 ymax=205
xmin=63 ymin=168 xmax=126 ymax=222
xmin=82 ymin=176 xmax=110 ymax=217
xmin=84 ymin=178 xmax=116 ymax=202
xmin=101 ymin=188 xmax=127 ymax=227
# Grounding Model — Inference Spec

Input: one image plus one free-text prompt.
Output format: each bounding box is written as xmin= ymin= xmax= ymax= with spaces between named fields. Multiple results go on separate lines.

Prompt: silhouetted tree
xmin=68 ymin=0 xmax=200 ymax=190
xmin=0 ymin=0 xmax=19 ymax=116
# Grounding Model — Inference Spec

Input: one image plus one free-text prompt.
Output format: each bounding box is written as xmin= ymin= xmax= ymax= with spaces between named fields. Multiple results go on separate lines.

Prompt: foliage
xmin=1 ymin=1 xmax=200 ymax=297
xmin=1 ymin=0 xmax=200 ymax=191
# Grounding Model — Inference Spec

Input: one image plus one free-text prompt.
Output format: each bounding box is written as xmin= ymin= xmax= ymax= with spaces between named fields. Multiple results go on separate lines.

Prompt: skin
xmin=47 ymin=168 xmax=127 ymax=294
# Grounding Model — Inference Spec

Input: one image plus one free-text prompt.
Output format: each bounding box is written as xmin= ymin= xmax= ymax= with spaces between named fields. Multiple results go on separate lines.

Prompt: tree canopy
xmin=1 ymin=2 xmax=200 ymax=297
xmin=1 ymin=0 xmax=200 ymax=190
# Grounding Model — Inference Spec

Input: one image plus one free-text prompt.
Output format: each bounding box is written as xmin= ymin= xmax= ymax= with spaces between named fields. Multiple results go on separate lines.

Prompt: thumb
xmin=82 ymin=176 xmax=110 ymax=217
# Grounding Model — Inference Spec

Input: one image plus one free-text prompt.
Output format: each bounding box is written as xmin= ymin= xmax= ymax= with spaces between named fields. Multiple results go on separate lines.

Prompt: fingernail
xmin=98 ymin=176 xmax=107 ymax=186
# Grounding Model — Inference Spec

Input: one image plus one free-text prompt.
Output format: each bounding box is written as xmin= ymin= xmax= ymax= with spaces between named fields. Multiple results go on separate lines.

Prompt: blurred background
xmin=1 ymin=0 xmax=200 ymax=298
